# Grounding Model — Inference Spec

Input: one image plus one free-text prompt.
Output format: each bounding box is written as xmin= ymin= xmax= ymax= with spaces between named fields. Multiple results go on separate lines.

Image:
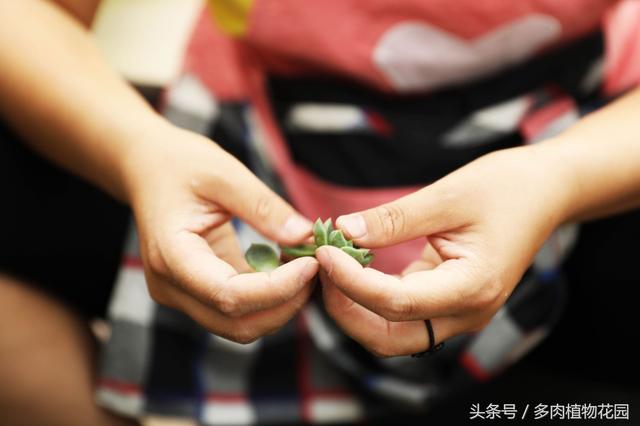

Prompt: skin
xmin=1 ymin=0 xmax=639 ymax=423
xmin=0 ymin=1 xmax=316 ymax=424
xmin=318 ymin=89 xmax=640 ymax=356
xmin=0 ymin=275 xmax=138 ymax=426
xmin=0 ymin=0 xmax=319 ymax=343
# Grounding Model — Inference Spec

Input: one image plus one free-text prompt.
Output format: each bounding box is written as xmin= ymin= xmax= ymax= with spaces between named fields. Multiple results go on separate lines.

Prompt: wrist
xmin=532 ymin=137 xmax=584 ymax=225
xmin=483 ymin=141 xmax=580 ymax=231
xmin=111 ymin=112 xmax=176 ymax=205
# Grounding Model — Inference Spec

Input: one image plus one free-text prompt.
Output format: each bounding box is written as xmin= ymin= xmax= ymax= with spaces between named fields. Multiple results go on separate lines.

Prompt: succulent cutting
xmin=245 ymin=218 xmax=373 ymax=272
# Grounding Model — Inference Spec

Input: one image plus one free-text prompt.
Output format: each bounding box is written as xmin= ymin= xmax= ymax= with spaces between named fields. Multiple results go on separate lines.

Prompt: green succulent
xmin=245 ymin=218 xmax=373 ymax=272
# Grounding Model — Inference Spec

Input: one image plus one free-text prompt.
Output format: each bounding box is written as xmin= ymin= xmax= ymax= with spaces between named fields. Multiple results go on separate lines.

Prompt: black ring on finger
xmin=411 ymin=319 xmax=445 ymax=358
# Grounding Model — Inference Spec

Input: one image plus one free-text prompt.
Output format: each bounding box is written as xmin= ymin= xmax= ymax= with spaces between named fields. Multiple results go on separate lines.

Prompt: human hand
xmin=317 ymin=144 xmax=574 ymax=356
xmin=122 ymin=124 xmax=318 ymax=343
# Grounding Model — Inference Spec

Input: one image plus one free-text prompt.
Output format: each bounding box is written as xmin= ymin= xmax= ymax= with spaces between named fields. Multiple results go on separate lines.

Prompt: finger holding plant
xmin=317 ymin=146 xmax=574 ymax=357
xmin=126 ymin=126 xmax=319 ymax=345
xmin=245 ymin=218 xmax=374 ymax=272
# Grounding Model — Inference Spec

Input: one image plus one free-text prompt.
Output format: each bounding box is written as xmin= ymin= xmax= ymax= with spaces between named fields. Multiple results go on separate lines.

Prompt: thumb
xmin=335 ymin=184 xmax=456 ymax=248
xmin=221 ymin=172 xmax=312 ymax=245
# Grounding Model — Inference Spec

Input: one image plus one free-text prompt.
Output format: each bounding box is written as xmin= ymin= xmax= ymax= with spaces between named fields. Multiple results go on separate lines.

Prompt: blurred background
xmin=94 ymin=3 xmax=201 ymax=424
xmin=92 ymin=1 xmax=639 ymax=425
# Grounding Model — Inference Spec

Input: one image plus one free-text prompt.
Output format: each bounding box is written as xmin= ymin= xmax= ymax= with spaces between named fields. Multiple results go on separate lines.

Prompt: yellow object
xmin=209 ymin=0 xmax=254 ymax=36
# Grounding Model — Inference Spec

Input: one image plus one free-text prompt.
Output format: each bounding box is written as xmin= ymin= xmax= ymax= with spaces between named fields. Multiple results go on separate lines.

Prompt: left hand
xmin=317 ymin=144 xmax=575 ymax=357
xmin=125 ymin=125 xmax=318 ymax=344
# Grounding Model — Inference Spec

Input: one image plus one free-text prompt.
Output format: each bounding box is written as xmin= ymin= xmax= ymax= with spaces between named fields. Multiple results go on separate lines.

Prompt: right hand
xmin=316 ymin=145 xmax=573 ymax=356
xmin=122 ymin=123 xmax=318 ymax=343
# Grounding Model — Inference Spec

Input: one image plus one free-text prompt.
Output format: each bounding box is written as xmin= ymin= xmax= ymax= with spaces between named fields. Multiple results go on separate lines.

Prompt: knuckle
xmin=292 ymin=290 xmax=311 ymax=313
xmin=382 ymin=293 xmax=413 ymax=321
xmin=468 ymin=316 xmax=493 ymax=333
xmin=212 ymin=289 xmax=242 ymax=317
xmin=368 ymin=341 xmax=397 ymax=359
xmin=146 ymin=282 xmax=172 ymax=307
xmin=376 ymin=204 xmax=407 ymax=241
xmin=465 ymin=273 xmax=503 ymax=312
xmin=227 ymin=327 xmax=259 ymax=344
xmin=252 ymin=195 xmax=273 ymax=224
xmin=145 ymin=243 xmax=167 ymax=276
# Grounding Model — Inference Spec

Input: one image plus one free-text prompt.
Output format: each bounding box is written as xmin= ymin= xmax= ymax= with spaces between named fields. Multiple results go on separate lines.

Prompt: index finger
xmin=315 ymin=245 xmax=476 ymax=321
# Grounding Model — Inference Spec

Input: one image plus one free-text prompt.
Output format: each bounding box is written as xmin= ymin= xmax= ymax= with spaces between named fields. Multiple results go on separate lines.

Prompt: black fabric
xmin=209 ymin=102 xmax=252 ymax=168
xmin=528 ymin=210 xmax=640 ymax=386
xmin=267 ymin=31 xmax=604 ymax=187
xmin=0 ymin=122 xmax=129 ymax=319
xmin=145 ymin=305 xmax=207 ymax=416
xmin=249 ymin=319 xmax=300 ymax=401
xmin=507 ymin=271 xmax=567 ymax=332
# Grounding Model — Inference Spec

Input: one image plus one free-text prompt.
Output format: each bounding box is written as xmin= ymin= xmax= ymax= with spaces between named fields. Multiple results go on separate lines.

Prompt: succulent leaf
xmin=328 ymin=229 xmax=349 ymax=247
xmin=281 ymin=244 xmax=317 ymax=258
xmin=324 ymin=218 xmax=334 ymax=234
xmin=245 ymin=218 xmax=372 ymax=270
xmin=340 ymin=246 xmax=374 ymax=266
xmin=313 ymin=218 xmax=328 ymax=246
xmin=245 ymin=243 xmax=280 ymax=272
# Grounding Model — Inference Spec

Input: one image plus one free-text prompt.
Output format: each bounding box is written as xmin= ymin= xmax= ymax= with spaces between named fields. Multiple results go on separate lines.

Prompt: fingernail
xmin=315 ymin=246 xmax=331 ymax=263
xmin=337 ymin=214 xmax=367 ymax=239
xmin=283 ymin=215 xmax=312 ymax=238
xmin=314 ymin=246 xmax=334 ymax=275
xmin=302 ymin=258 xmax=319 ymax=279
xmin=293 ymin=258 xmax=318 ymax=285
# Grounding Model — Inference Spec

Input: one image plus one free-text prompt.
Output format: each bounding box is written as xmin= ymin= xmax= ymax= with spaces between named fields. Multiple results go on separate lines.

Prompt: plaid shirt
xmin=96 ymin=224 xmax=571 ymax=424
xmin=95 ymin=84 xmax=584 ymax=425
xmin=94 ymin=5 xmax=640 ymax=423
